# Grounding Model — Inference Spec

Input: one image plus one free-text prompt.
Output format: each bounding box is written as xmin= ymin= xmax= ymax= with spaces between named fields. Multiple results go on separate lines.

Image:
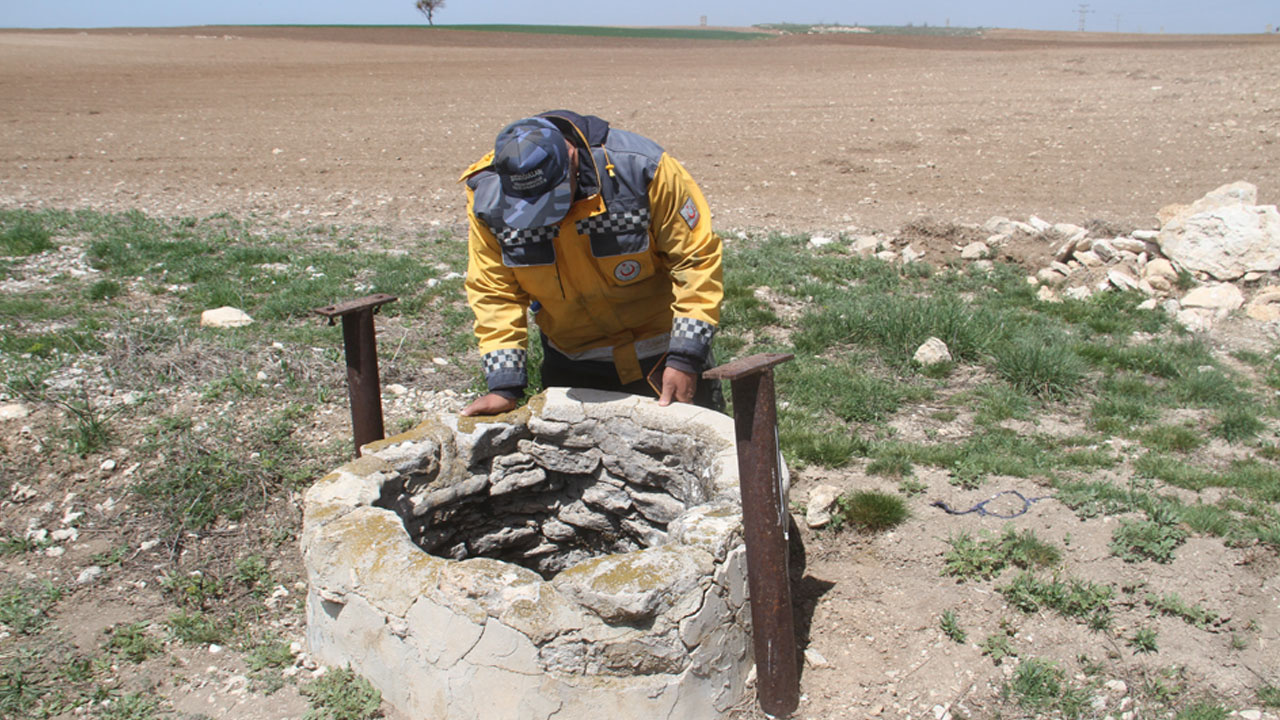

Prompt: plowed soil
xmin=2 ymin=26 xmax=1279 ymax=236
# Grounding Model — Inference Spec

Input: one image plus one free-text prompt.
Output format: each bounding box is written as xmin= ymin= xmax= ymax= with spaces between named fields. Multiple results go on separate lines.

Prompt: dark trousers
xmin=539 ymin=336 xmax=725 ymax=412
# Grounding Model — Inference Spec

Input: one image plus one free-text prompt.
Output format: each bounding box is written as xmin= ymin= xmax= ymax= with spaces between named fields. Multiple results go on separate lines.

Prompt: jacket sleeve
xmin=648 ymin=153 xmax=723 ymax=368
xmin=464 ymin=187 xmax=531 ymax=393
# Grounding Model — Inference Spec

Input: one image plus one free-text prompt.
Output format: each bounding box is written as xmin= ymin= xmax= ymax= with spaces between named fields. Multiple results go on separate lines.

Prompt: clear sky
xmin=1 ymin=0 xmax=1276 ymax=35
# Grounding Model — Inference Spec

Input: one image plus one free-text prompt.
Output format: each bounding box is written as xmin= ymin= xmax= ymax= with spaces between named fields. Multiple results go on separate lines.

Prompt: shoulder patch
xmin=679 ymin=197 xmax=700 ymax=229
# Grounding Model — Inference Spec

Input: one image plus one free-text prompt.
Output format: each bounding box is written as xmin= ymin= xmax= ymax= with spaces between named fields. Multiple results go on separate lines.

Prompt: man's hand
xmin=461 ymin=392 xmax=519 ymax=417
xmin=658 ymin=367 xmax=697 ymax=406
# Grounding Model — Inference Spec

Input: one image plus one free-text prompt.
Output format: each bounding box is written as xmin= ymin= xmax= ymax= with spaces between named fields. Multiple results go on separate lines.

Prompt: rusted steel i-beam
xmin=703 ymin=352 xmax=799 ymax=717
xmin=313 ymin=293 xmax=397 ymax=457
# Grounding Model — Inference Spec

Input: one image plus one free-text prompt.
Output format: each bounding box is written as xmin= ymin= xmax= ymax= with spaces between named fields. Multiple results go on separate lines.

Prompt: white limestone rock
xmin=852 ymin=235 xmax=881 ymax=256
xmin=1036 ymin=268 xmax=1066 ymax=286
xmin=913 ymin=337 xmax=952 ymax=366
xmin=1157 ymin=181 xmax=1280 ymax=280
xmin=1091 ymin=239 xmax=1117 ymax=263
xmin=0 ymin=403 xmax=30 ymax=421
xmin=805 ymin=484 xmax=841 ymax=529
xmin=1108 ymin=270 xmax=1141 ymax=292
xmin=552 ymin=546 xmax=713 ymax=624
xmin=1144 ymin=258 xmax=1179 ymax=283
xmin=1053 ymin=222 xmax=1089 ymax=245
xmin=1177 ymin=308 xmax=1217 ymax=333
xmin=983 ymin=216 xmax=1036 ymax=237
xmin=1244 ymin=287 xmax=1280 ymax=321
xmin=1246 ymin=303 xmax=1280 ymax=322
xmin=1075 ymin=251 xmax=1103 ymax=268
xmin=1110 ymin=238 xmax=1150 ymax=254
xmin=200 ymin=306 xmax=253 ymax=328
xmin=1182 ymin=283 xmax=1245 ymax=313
xmin=960 ymin=241 xmax=990 ymax=260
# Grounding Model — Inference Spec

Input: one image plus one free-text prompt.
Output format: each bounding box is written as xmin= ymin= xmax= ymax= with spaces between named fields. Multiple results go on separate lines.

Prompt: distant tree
xmin=415 ymin=0 xmax=446 ymax=26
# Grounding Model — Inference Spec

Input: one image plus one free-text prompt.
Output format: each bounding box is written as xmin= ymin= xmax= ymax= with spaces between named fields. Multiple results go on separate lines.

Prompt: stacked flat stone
xmin=391 ymin=395 xmax=720 ymax=578
xmin=302 ymin=388 xmax=757 ymax=720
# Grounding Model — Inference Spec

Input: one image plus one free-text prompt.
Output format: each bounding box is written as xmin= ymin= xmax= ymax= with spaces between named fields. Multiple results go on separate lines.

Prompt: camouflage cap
xmin=492 ymin=117 xmax=574 ymax=230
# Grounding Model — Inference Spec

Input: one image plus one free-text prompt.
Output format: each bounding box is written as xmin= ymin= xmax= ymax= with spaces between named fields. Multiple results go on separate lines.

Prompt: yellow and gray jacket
xmin=461 ymin=110 xmax=722 ymax=394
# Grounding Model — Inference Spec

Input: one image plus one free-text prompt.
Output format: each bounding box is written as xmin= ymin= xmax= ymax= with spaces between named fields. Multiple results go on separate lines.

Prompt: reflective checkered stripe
xmin=669 ymin=317 xmax=716 ymax=360
xmin=575 ymin=208 xmax=650 ymax=237
xmin=481 ymin=348 xmax=527 ymax=391
xmin=496 ymin=225 xmax=558 ymax=247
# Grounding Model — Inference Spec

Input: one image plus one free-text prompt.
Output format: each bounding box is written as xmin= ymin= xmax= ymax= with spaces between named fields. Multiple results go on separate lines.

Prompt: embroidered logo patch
xmin=614 ymin=259 xmax=641 ymax=282
xmin=679 ymin=197 xmax=700 ymax=229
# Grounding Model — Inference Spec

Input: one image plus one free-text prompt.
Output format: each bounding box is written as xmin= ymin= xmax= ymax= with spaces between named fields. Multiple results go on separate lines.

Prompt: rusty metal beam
xmin=314 ymin=293 xmax=397 ymax=457
xmin=704 ymin=352 xmax=799 ymax=717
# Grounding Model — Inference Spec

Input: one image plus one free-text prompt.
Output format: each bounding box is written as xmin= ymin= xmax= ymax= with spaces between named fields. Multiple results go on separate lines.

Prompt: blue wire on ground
xmin=930 ymin=490 xmax=1052 ymax=519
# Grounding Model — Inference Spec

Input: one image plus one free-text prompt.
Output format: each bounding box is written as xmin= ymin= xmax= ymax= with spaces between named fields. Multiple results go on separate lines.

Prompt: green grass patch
xmin=991 ymin=334 xmax=1087 ymax=400
xmin=0 ymin=582 xmax=64 ymax=635
xmin=1090 ymin=373 xmax=1162 ymax=432
xmin=875 ymin=429 xmax=1110 ymax=489
xmin=0 ymin=652 xmax=54 ymax=718
xmin=1043 ymin=290 xmax=1168 ymax=336
xmin=967 ymin=383 xmax=1033 ymax=425
xmin=778 ymin=412 xmax=870 ymax=468
xmin=104 ymin=622 xmax=163 ymax=664
xmin=942 ymin=526 xmax=1062 ymax=581
xmin=85 ymin=279 xmax=123 ymax=302
xmin=1175 ymin=703 xmax=1230 ymax=720
xmin=0 ymin=211 xmax=54 ymax=256
xmin=1212 ymin=406 xmax=1266 ymax=444
xmin=834 ymin=490 xmax=909 ymax=532
xmin=302 ymin=666 xmax=383 ymax=720
xmin=1142 ymin=424 xmax=1207 ymax=453
xmin=1134 ymin=456 xmax=1280 ymax=503
xmin=1259 ymin=684 xmax=1280 ymax=707
xmin=794 ymin=290 xmax=997 ymax=369
xmin=1076 ymin=338 xmax=1213 ymax=380
xmin=1002 ymin=657 xmax=1092 ymax=718
xmin=98 ymin=692 xmax=163 ymax=719
xmin=1144 ymin=593 xmax=1218 ymax=629
xmin=999 ymin=572 xmax=1114 ymax=630
xmin=1110 ymin=517 xmax=1188 ymax=564
xmin=1129 ymin=625 xmax=1160 ymax=654
xmin=245 ymin=635 xmax=295 ymax=673
xmin=981 ymin=627 xmax=1017 ymax=665
xmin=939 ymin=609 xmax=966 ymax=643
xmin=778 ymin=356 xmax=929 ymax=423
xmin=160 ymin=571 xmax=227 ymax=610
xmin=166 ymin=610 xmax=233 ymax=645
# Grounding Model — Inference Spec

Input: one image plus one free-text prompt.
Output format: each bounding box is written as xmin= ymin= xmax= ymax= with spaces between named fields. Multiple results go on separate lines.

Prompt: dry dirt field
xmin=2 ymin=26 xmax=1279 ymax=235
xmin=3 ymin=25 xmax=1280 ymax=720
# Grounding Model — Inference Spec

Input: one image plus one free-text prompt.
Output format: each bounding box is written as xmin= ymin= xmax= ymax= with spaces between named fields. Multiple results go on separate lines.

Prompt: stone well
xmin=301 ymin=388 xmax=756 ymax=720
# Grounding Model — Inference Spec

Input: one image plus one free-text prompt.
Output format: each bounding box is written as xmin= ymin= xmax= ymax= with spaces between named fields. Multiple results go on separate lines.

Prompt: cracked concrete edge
xmin=303 ymin=387 xmax=756 ymax=718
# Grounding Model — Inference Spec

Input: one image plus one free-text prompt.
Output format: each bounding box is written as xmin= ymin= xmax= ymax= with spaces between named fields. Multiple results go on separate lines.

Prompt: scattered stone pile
xmin=302 ymin=388 xmax=758 ymax=720
xmin=805 ymin=182 xmax=1280 ymax=336
xmin=1009 ymin=181 xmax=1280 ymax=332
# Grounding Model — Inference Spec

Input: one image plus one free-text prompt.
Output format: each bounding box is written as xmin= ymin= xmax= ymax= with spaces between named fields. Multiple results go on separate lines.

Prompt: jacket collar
xmin=538 ymin=111 xmax=610 ymax=200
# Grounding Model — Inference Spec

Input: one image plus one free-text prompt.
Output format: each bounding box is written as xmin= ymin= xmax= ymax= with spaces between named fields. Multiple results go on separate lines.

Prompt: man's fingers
xmin=462 ymin=393 xmax=517 ymax=416
xmin=658 ymin=383 xmax=676 ymax=406
xmin=659 ymin=367 xmax=696 ymax=406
